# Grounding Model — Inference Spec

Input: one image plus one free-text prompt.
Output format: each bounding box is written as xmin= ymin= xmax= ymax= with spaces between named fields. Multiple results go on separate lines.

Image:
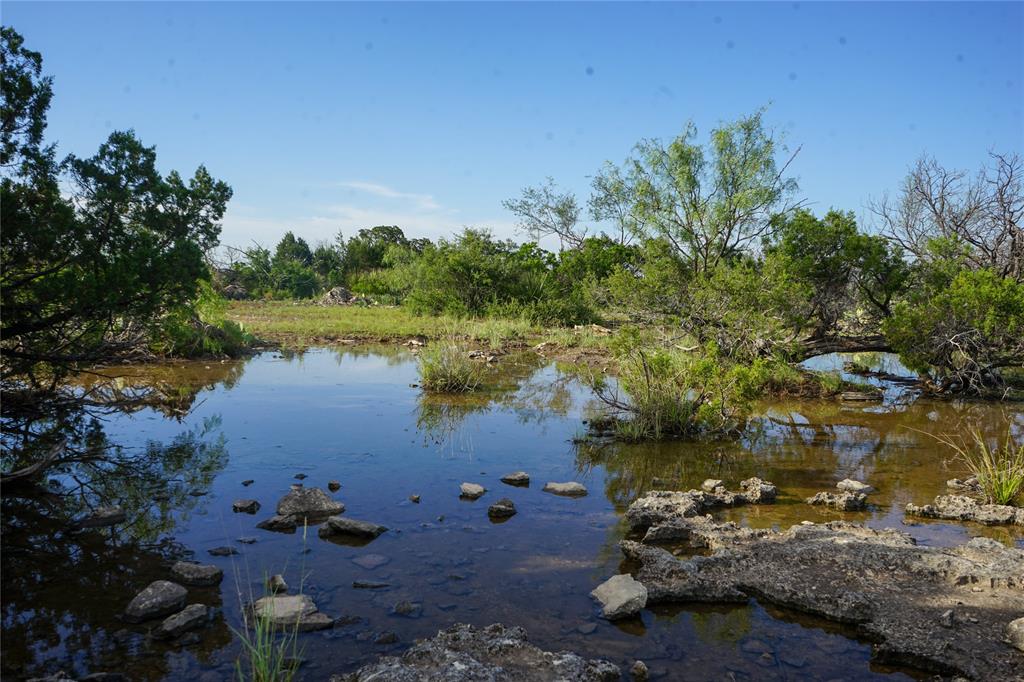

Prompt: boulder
xmin=318 ymin=516 xmax=388 ymax=539
xmin=276 ymin=487 xmax=344 ymax=519
xmin=459 ymin=483 xmax=486 ymax=500
xmin=500 ymin=471 xmax=530 ymax=487
xmin=542 ymin=481 xmax=588 ymax=497
xmin=154 ymin=603 xmax=208 ymax=639
xmin=1007 ymin=617 xmax=1024 ymax=652
xmin=170 ymin=561 xmax=223 ymax=587
xmin=624 ymin=482 xmax=778 ymax=533
xmin=806 ymin=491 xmax=868 ymax=511
xmin=124 ymin=581 xmax=187 ymax=622
xmin=232 ymin=499 xmax=261 ymax=514
xmin=590 ymin=574 xmax=648 ymax=620
xmin=487 ymin=498 xmax=517 ymax=519
xmin=837 ymin=479 xmax=875 ymax=494
xmin=739 ymin=477 xmax=777 ymax=504
xmin=700 ymin=479 xmax=724 ymax=492
xmin=320 ymin=286 xmax=354 ymax=306
xmin=337 ymin=622 xmax=620 ymax=680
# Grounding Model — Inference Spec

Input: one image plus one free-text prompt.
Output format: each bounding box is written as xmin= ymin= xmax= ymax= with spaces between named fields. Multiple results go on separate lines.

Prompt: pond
xmin=2 ymin=346 xmax=1021 ymax=681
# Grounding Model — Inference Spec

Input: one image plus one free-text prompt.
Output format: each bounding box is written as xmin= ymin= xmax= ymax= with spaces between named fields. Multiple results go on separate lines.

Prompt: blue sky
xmin=5 ymin=2 xmax=1022 ymax=250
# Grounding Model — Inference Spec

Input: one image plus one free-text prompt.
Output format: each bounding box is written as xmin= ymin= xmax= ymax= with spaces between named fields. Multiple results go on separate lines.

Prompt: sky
xmin=5 ymin=1 xmax=1023 ymax=251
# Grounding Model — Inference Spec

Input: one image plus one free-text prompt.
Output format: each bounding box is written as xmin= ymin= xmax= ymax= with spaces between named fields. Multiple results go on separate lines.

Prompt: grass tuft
xmin=925 ymin=425 xmax=1024 ymax=505
xmin=418 ymin=340 xmax=482 ymax=393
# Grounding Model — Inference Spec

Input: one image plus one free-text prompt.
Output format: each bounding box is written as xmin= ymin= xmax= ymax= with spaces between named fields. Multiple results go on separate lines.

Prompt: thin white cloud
xmin=336 ymin=181 xmax=441 ymax=211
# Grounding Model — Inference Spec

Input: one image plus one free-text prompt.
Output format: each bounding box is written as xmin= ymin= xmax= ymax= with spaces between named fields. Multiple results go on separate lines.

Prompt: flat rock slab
xmin=125 ymin=580 xmax=187 ymax=623
xmin=336 ymin=622 xmax=619 ymax=681
xmin=207 ymin=546 xmax=239 ymax=557
xmin=319 ymin=516 xmax=388 ymax=539
xmin=590 ymin=574 xmax=647 ymax=620
xmin=352 ymin=554 xmax=390 ymax=570
xmin=232 ymin=499 xmax=261 ymax=514
xmin=256 ymin=515 xmax=298 ymax=533
xmin=251 ymin=594 xmax=332 ymax=631
xmin=542 ymin=481 xmax=588 ymax=497
xmin=155 ymin=603 xmax=209 ymax=639
xmin=170 ymin=561 xmax=223 ymax=587
xmin=837 ymin=479 xmax=875 ymax=494
xmin=500 ymin=472 xmax=530 ymax=486
xmin=276 ymin=487 xmax=344 ymax=519
xmin=806 ymin=491 xmax=868 ymax=511
xmin=460 ymin=483 xmax=486 ymax=500
xmin=906 ymin=494 xmax=1024 ymax=526
xmin=619 ymin=520 xmax=1024 ymax=680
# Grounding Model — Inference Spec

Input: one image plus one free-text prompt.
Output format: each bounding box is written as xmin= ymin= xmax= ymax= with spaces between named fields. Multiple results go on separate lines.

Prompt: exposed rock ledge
xmin=618 ymin=511 xmax=1024 ymax=680
xmin=906 ymin=494 xmax=1024 ymax=526
xmin=332 ymin=623 xmax=620 ymax=681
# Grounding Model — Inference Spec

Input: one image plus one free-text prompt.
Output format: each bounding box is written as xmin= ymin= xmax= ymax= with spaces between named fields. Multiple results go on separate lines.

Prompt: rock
xmin=74 ymin=506 xmax=127 ymax=529
xmin=338 ymin=623 xmax=620 ymax=680
xmin=619 ymin=520 xmax=1024 ymax=681
xmin=630 ymin=660 xmax=649 ymax=681
xmin=320 ymin=286 xmax=355 ymax=305
xmin=839 ymin=390 xmax=883 ymax=402
xmin=906 ymin=494 xmax=1024 ymax=526
xmin=170 ymin=561 xmax=223 ymax=587
xmin=543 ymin=481 xmax=588 ymax=497
xmin=590 ymin=574 xmax=648 ymax=620
xmin=947 ymin=476 xmax=981 ymax=492
xmin=487 ymin=498 xmax=517 ymax=519
xmin=276 ymin=487 xmax=344 ymax=519
xmin=242 ymin=479 xmax=254 ymax=486
xmin=252 ymin=594 xmax=333 ymax=631
xmin=351 ymin=554 xmax=390 ymax=570
xmin=374 ymin=631 xmax=399 ymax=645
xmin=237 ymin=536 xmax=258 ymax=544
xmin=294 ymin=473 xmax=308 ymax=480
xmin=739 ymin=477 xmax=777 ymax=504
xmin=806 ymin=491 xmax=868 ymax=511
xmin=207 ymin=546 xmax=239 ymax=557
xmin=353 ymin=580 xmax=390 ymax=589
xmin=232 ymin=499 xmax=261 ymax=514
xmin=154 ymin=603 xmax=208 ymax=639
xmin=268 ymin=574 xmax=288 ymax=593
xmin=460 ymin=483 xmax=486 ymax=500
xmin=318 ymin=516 xmax=388 ymax=539
xmin=624 ymin=482 xmax=778 ymax=532
xmin=1007 ymin=617 xmax=1024 ymax=652
xmin=124 ymin=580 xmax=187 ymax=622
xmin=701 ymin=479 xmax=724 ymax=492
xmin=577 ymin=622 xmax=597 ymax=635
xmin=328 ymin=480 xmax=341 ymax=492
xmin=500 ymin=471 xmax=530 ymax=487
xmin=256 ymin=515 xmax=298 ymax=533
xmin=409 ymin=494 xmax=420 ymax=503
xmin=837 ymin=478 xmax=875 ymax=494
xmin=391 ymin=601 xmax=422 ymax=618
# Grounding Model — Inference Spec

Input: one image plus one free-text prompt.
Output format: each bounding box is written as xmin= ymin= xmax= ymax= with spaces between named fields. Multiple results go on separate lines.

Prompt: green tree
xmin=272 ymin=231 xmax=312 ymax=267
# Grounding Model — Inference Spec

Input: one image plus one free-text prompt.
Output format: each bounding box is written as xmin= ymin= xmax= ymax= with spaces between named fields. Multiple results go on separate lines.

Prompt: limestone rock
xmin=701 ymin=479 xmax=724 ymax=492
xmin=837 ymin=478 xmax=875 ymax=494
xmin=232 ymin=499 xmax=260 ymax=514
xmin=276 ymin=487 xmax=344 ymax=519
xmin=318 ymin=516 xmax=388 ymax=539
xmin=487 ymin=498 xmax=517 ymax=519
xmin=542 ymin=481 xmax=588 ymax=497
xmin=251 ymin=594 xmax=332 ymax=631
xmin=806 ymin=491 xmax=868 ymax=511
xmin=906 ymin=494 xmax=1024 ymax=526
xmin=500 ymin=471 xmax=530 ymax=486
xmin=590 ymin=574 xmax=648 ymax=620
xmin=256 ymin=515 xmax=298 ymax=533
xmin=459 ymin=483 xmax=486 ymax=500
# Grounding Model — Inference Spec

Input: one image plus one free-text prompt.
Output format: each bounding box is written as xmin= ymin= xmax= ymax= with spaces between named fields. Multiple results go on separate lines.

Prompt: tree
xmin=503 ymin=178 xmax=588 ymax=249
xmin=272 ymin=231 xmax=312 ymax=267
xmin=1 ymin=28 xmax=233 ymax=382
xmin=592 ymin=110 xmax=800 ymax=276
xmin=343 ymin=225 xmax=409 ymax=275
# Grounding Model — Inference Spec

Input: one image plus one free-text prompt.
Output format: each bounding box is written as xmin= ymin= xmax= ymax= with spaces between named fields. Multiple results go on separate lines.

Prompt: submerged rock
xmin=500 ymin=471 xmax=530 ymax=487
xmin=590 ymin=574 xmax=647 ymax=620
xmin=328 ymin=480 xmax=341 ymax=492
xmin=460 ymin=483 xmax=486 ymax=500
xmin=256 ymin=515 xmax=298 ymax=533
xmin=318 ymin=516 xmax=388 ymax=539
xmin=542 ymin=481 xmax=588 ymax=497
xmin=334 ymin=622 xmax=619 ymax=681
xmin=391 ymin=600 xmax=422 ymax=618
xmin=207 ymin=546 xmax=239 ymax=557
xmin=905 ymin=494 xmax=1024 ymax=526
xmin=487 ymin=498 xmax=517 ymax=519
xmin=837 ymin=478 xmax=875 ymax=494
xmin=73 ymin=506 xmax=126 ymax=529
xmin=946 ymin=476 xmax=981 ymax=493
xmin=154 ymin=603 xmax=209 ymax=640
xmin=806 ymin=491 xmax=868 ymax=511
xmin=124 ymin=581 xmax=187 ymax=623
xmin=276 ymin=487 xmax=344 ymax=519
xmin=251 ymin=594 xmax=332 ymax=631
xmin=351 ymin=553 xmax=390 ymax=570
xmin=170 ymin=561 xmax=223 ymax=587
xmin=619 ymin=519 xmax=1024 ymax=680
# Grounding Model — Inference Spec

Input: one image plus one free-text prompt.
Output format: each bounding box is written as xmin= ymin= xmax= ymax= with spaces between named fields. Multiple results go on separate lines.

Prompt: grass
xmin=924 ymin=425 xmax=1024 ymax=505
xmin=417 ymin=340 xmax=482 ymax=393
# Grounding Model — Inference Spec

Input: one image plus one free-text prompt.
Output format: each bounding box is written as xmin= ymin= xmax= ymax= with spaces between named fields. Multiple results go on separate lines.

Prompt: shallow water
xmin=2 ymin=347 xmax=1021 ymax=681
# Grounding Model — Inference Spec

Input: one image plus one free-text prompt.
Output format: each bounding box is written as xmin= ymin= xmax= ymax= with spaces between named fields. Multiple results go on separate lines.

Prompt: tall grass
xmin=418 ymin=340 xmax=482 ymax=393
xmin=926 ymin=425 xmax=1024 ymax=505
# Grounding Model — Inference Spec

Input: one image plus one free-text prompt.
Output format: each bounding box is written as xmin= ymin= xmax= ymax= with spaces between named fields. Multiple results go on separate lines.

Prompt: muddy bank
xmin=623 ymin=490 xmax=1024 ymax=680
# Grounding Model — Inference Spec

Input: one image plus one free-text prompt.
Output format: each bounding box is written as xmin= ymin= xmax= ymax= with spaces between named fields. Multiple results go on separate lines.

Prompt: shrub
xmin=417 ymin=341 xmax=482 ymax=393
xmin=151 ymin=280 xmax=254 ymax=357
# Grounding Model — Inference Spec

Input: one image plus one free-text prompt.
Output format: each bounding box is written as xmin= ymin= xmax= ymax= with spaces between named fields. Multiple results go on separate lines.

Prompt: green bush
xmin=151 ymin=281 xmax=254 ymax=358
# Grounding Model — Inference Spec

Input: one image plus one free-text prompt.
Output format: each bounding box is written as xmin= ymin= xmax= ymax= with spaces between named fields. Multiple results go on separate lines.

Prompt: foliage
xmin=417 ymin=340 xmax=482 ymax=393
xmin=926 ymin=425 xmax=1024 ymax=505
xmin=1 ymin=28 xmax=233 ymax=382
xmin=150 ymin=281 xmax=254 ymax=358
